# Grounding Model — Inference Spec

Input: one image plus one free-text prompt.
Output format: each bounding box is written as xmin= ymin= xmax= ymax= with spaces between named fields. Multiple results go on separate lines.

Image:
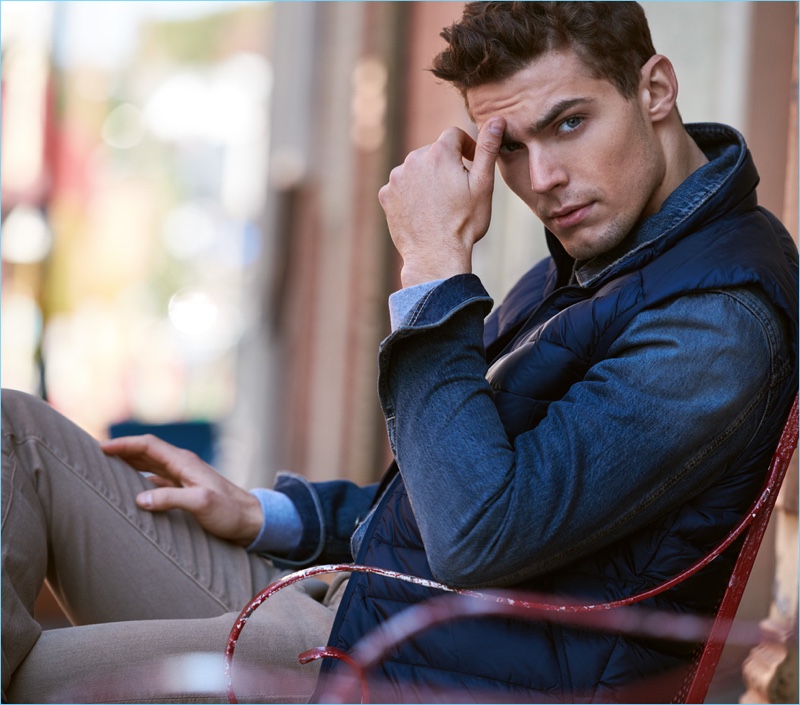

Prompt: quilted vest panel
xmin=316 ymin=160 xmax=798 ymax=703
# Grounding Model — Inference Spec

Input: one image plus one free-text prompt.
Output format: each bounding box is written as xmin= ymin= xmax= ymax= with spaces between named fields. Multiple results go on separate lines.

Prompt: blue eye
xmin=558 ymin=116 xmax=583 ymax=134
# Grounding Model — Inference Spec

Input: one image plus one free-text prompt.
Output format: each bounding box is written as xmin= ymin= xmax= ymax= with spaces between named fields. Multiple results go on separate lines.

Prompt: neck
xmin=647 ymin=113 xmax=709 ymax=218
xmin=665 ymin=110 xmax=709 ymax=182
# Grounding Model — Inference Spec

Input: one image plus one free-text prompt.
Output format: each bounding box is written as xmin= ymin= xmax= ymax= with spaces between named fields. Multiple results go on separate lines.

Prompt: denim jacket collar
xmin=572 ymin=123 xmax=749 ymax=287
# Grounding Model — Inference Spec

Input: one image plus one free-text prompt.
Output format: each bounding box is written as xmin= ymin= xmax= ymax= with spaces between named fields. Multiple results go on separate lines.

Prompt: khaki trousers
xmin=2 ymin=389 xmax=345 ymax=703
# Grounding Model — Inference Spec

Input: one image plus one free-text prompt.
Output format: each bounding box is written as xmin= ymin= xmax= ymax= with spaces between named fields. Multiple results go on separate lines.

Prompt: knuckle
xmin=177 ymin=447 xmax=199 ymax=464
xmin=407 ymin=144 xmax=431 ymax=163
xmin=195 ymin=487 xmax=214 ymax=509
xmin=404 ymin=152 xmax=420 ymax=168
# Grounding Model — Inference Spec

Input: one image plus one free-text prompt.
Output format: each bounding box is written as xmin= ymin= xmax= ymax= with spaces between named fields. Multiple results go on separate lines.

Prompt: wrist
xmin=400 ymin=253 xmax=472 ymax=289
xmin=235 ymin=491 xmax=265 ymax=546
xmin=245 ymin=488 xmax=304 ymax=554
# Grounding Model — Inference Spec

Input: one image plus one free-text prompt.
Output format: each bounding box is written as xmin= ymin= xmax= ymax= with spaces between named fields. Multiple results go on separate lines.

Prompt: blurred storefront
xmin=2 ymin=1 xmax=273 ymax=475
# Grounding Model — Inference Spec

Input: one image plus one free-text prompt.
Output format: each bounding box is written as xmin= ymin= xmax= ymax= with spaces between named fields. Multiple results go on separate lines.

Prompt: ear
xmin=638 ymin=54 xmax=678 ymax=123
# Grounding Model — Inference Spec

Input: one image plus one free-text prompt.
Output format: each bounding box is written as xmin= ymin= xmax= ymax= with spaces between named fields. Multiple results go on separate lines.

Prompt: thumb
xmin=469 ymin=117 xmax=505 ymax=192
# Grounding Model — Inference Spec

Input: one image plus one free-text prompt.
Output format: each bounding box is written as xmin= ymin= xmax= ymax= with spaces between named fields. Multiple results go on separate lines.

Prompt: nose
xmin=528 ymin=147 xmax=567 ymax=194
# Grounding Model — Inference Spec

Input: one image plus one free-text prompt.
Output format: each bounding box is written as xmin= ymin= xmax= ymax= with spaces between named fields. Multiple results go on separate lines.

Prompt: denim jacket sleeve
xmin=377 ymin=274 xmax=779 ymax=588
xmin=270 ymin=472 xmax=379 ymax=567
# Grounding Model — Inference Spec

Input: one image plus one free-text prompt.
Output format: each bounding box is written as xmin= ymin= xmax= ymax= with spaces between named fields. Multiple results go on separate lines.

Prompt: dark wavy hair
xmin=431 ymin=2 xmax=656 ymax=99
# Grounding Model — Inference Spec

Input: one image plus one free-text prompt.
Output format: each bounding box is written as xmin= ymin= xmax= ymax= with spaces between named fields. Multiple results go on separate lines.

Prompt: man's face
xmin=467 ymin=49 xmax=667 ymax=261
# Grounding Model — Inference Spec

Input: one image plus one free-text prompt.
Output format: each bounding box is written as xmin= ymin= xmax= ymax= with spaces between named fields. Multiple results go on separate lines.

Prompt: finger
xmin=136 ymin=485 xmax=211 ymax=514
xmin=100 ymin=435 xmax=194 ymax=480
xmin=437 ymin=126 xmax=474 ymax=157
xmin=468 ymin=117 xmax=505 ymax=192
xmin=100 ymin=435 xmax=166 ymax=474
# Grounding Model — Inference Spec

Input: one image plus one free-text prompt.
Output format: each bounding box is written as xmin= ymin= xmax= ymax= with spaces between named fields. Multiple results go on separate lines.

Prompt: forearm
xmin=379 ymin=277 xmax=774 ymax=588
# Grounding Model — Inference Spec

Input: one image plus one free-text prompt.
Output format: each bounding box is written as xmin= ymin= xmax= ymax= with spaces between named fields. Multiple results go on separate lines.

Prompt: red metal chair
xmin=225 ymin=394 xmax=798 ymax=704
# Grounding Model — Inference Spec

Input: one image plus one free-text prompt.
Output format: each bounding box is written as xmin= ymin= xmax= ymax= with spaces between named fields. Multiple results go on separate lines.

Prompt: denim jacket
xmin=273 ymin=124 xmax=797 ymax=585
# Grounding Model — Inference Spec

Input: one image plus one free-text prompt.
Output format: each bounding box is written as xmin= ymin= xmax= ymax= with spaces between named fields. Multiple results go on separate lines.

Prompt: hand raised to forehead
xmin=379 ymin=117 xmax=505 ymax=288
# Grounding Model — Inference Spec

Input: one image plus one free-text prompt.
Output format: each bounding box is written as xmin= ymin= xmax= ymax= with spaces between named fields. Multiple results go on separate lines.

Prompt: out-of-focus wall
xmin=1 ymin=1 xmax=273 ymax=455
xmin=228 ymin=2 xmax=407 ymax=488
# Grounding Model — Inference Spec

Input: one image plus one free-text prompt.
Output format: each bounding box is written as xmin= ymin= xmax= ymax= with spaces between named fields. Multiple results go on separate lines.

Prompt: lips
xmin=550 ymin=203 xmax=593 ymax=229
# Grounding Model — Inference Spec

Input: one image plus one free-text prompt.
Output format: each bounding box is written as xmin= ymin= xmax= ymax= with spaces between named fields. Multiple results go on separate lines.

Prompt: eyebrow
xmin=515 ymin=97 xmax=595 ymax=139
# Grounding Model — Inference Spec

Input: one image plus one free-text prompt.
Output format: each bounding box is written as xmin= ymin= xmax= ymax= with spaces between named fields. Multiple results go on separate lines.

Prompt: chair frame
xmin=225 ymin=394 xmax=798 ymax=704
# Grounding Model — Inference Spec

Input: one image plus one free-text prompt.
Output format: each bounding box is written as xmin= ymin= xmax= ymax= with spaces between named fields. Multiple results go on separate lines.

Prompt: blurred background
xmin=1 ymin=2 xmax=797 ymax=701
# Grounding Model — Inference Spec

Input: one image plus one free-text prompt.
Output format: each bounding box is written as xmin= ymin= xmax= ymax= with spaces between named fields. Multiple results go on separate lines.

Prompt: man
xmin=2 ymin=2 xmax=797 ymax=703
